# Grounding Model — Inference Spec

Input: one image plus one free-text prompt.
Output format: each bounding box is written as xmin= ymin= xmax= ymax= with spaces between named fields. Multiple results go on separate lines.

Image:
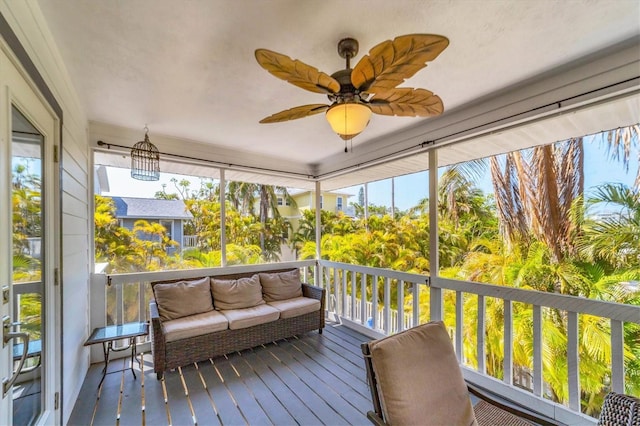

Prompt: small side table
xmin=84 ymin=322 xmax=149 ymax=387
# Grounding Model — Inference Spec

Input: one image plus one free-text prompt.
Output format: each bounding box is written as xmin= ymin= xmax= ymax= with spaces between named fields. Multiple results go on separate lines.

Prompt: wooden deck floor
xmin=68 ymin=323 xmax=374 ymax=426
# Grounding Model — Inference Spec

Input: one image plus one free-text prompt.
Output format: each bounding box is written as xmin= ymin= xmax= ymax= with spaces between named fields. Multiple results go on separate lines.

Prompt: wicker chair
xmin=361 ymin=321 xmax=559 ymax=426
xmin=597 ymin=392 xmax=640 ymax=426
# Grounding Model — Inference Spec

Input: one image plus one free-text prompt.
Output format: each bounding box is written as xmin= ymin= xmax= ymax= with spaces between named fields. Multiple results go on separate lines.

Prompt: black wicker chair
xmin=597 ymin=392 xmax=639 ymax=426
xmin=361 ymin=321 xmax=560 ymax=426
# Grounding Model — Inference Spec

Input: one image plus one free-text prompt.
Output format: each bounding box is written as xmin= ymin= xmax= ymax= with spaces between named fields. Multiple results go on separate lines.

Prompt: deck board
xmin=269 ymin=343 xmax=365 ymax=425
xmin=215 ymin=354 xmax=270 ymax=425
xmin=69 ymin=322 xmax=373 ymax=425
xmin=93 ymin=359 xmax=127 ymax=425
xmin=163 ymin=364 xmax=197 ymax=425
xmin=229 ymin=353 xmax=296 ymax=425
xmin=180 ymin=363 xmax=220 ymax=425
xmin=140 ymin=354 xmax=170 ymax=426
xmin=242 ymin=349 xmax=321 ymax=425
xmin=198 ymin=358 xmax=248 ymax=425
xmin=117 ymin=357 xmax=143 ymax=424
xmin=254 ymin=343 xmax=347 ymax=425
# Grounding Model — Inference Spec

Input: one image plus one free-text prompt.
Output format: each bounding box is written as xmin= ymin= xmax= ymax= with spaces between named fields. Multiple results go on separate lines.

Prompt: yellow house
xmin=278 ymin=190 xmax=354 ymax=234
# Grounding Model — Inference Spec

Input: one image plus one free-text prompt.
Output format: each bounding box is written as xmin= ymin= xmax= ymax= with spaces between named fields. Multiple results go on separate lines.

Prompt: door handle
xmin=2 ymin=316 xmax=30 ymax=397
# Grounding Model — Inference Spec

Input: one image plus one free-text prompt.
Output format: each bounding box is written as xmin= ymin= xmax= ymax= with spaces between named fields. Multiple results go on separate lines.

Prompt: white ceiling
xmin=36 ymin=0 xmax=640 ymax=187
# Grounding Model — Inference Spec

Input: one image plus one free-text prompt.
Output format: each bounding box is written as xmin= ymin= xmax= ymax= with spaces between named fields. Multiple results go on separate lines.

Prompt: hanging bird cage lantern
xmin=131 ymin=126 xmax=160 ymax=181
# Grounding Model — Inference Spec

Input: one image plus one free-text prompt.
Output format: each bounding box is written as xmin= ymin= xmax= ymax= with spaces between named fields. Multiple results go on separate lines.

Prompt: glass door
xmin=1 ymin=45 xmax=59 ymax=426
xmin=11 ymin=107 xmax=44 ymax=425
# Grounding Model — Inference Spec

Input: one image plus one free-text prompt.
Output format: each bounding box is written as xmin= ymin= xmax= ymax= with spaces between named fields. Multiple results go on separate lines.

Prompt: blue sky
xmin=340 ymin=136 xmax=639 ymax=211
xmin=101 ymin=135 xmax=638 ymax=211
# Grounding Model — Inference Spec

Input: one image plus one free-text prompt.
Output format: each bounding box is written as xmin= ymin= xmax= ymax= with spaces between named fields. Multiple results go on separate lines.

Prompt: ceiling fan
xmin=255 ymin=34 xmax=449 ymax=144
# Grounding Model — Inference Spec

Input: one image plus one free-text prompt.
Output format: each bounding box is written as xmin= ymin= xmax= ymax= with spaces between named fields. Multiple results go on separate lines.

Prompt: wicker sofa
xmin=149 ymin=268 xmax=325 ymax=380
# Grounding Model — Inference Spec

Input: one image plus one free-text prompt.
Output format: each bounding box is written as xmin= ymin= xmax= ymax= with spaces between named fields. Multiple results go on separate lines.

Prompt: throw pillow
xmin=259 ymin=269 xmax=303 ymax=302
xmin=153 ymin=277 xmax=213 ymax=322
xmin=210 ymin=274 xmax=265 ymax=310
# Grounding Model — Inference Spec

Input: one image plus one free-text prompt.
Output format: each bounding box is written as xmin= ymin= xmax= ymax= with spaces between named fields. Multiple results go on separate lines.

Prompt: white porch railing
xmin=182 ymin=235 xmax=198 ymax=248
xmin=92 ymin=259 xmax=640 ymax=424
xmin=318 ymin=260 xmax=640 ymax=425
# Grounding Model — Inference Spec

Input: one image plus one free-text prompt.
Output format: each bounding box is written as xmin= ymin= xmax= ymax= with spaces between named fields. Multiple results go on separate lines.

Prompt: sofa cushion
xmin=369 ymin=321 xmax=475 ymax=426
xmin=259 ymin=269 xmax=303 ymax=302
xmin=153 ymin=277 xmax=213 ymax=322
xmin=267 ymin=297 xmax=321 ymax=319
xmin=220 ymin=304 xmax=280 ymax=330
xmin=211 ymin=274 xmax=265 ymax=310
xmin=162 ymin=310 xmax=229 ymax=343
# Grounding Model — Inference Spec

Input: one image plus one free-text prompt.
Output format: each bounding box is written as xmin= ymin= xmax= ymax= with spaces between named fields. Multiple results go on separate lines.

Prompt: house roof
xmin=110 ymin=197 xmax=193 ymax=220
xmin=39 ymin=1 xmax=640 ymax=190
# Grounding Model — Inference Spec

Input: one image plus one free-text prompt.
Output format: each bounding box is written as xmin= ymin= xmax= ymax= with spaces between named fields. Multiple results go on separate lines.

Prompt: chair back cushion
xmin=153 ymin=277 xmax=213 ymax=322
xmin=259 ymin=269 xmax=303 ymax=302
xmin=210 ymin=274 xmax=265 ymax=310
xmin=368 ymin=321 xmax=476 ymax=426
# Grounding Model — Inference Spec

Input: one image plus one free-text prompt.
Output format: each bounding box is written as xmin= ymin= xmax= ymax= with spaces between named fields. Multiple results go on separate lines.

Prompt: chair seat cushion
xmin=369 ymin=321 xmax=476 ymax=426
xmin=220 ymin=304 xmax=280 ymax=330
xmin=267 ymin=297 xmax=320 ymax=319
xmin=163 ymin=310 xmax=228 ymax=343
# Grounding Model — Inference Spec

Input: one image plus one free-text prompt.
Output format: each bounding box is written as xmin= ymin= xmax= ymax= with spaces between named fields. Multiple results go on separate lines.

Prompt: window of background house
xmin=160 ymin=220 xmax=173 ymax=241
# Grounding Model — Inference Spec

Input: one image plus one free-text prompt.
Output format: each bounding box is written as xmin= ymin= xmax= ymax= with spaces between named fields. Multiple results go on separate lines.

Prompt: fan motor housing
xmin=329 ymin=68 xmax=365 ymax=104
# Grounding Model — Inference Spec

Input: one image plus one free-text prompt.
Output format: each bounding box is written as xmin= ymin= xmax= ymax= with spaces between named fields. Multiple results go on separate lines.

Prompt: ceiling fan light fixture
xmin=326 ymin=102 xmax=372 ymax=140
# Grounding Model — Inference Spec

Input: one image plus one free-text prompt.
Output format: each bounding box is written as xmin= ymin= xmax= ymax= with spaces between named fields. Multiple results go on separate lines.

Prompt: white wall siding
xmin=1 ymin=2 xmax=91 ymax=424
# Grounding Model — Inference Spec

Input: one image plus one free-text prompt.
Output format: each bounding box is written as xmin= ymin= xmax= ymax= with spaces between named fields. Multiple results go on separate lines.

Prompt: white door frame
xmin=0 ymin=38 xmax=61 ymax=426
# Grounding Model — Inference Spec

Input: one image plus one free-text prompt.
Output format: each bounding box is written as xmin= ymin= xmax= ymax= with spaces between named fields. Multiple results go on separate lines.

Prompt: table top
xmin=13 ymin=339 xmax=42 ymax=359
xmin=84 ymin=322 xmax=148 ymax=346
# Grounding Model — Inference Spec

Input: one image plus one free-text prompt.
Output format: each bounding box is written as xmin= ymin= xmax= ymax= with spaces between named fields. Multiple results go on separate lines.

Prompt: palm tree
xmin=579 ymin=183 xmax=640 ymax=269
xmin=226 ymin=181 xmax=257 ymax=215
xmin=599 ymin=125 xmax=640 ymax=188
xmin=490 ymin=138 xmax=584 ymax=263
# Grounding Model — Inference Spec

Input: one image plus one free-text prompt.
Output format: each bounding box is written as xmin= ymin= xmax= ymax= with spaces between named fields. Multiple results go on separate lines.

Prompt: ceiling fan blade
xmin=351 ymin=34 xmax=449 ymax=93
xmin=255 ymin=49 xmax=340 ymax=94
xmin=259 ymin=104 xmax=330 ymax=123
xmin=369 ymin=88 xmax=443 ymax=117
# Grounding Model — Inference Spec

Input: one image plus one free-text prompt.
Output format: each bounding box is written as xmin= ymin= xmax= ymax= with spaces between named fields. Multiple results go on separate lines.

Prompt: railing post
xmin=90 ymin=273 xmax=107 ymax=362
xmin=430 ymin=287 xmax=443 ymax=322
xmin=398 ymin=280 xmax=405 ymax=332
xmin=383 ymin=277 xmax=391 ymax=334
xmin=315 ymin=260 xmax=321 ymax=290
xmin=116 ymin=281 xmax=124 ymax=326
xmin=428 ymin=151 xmax=442 ymax=321
xmin=138 ymin=281 xmax=146 ymax=323
xmin=412 ymin=282 xmax=419 ymax=327
xmin=503 ymin=299 xmax=513 ymax=385
xmin=611 ymin=319 xmax=625 ymax=393
xmin=333 ymin=268 xmax=340 ymax=316
xmin=361 ymin=273 xmax=367 ymax=326
xmin=477 ymin=295 xmax=486 ymax=374
xmin=533 ymin=305 xmax=543 ymax=397
xmin=220 ymin=168 xmax=226 ymax=267
xmin=372 ymin=275 xmax=378 ymax=330
xmin=342 ymin=269 xmax=348 ymax=319
xmin=567 ymin=311 xmax=580 ymax=412
xmin=351 ymin=271 xmax=357 ymax=323
xmin=456 ymin=291 xmax=463 ymax=363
